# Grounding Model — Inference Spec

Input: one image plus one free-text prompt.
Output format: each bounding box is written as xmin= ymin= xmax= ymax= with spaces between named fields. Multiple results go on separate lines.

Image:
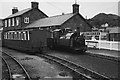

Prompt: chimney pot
xmin=12 ymin=7 xmax=18 ymax=14
xmin=62 ymin=13 xmax=65 ymax=15
xmin=72 ymin=3 xmax=79 ymax=13
xmin=31 ymin=2 xmax=39 ymax=9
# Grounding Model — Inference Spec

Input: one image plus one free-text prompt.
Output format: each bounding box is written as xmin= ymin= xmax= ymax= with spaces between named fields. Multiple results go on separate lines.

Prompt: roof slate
xmin=26 ymin=13 xmax=75 ymax=28
xmin=5 ymin=8 xmax=31 ymax=19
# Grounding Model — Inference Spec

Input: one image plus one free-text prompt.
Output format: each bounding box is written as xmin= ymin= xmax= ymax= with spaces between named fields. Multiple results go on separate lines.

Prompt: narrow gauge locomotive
xmin=47 ymin=28 xmax=87 ymax=53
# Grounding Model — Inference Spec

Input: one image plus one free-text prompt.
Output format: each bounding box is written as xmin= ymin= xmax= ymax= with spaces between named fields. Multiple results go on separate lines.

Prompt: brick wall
xmin=61 ymin=14 xmax=91 ymax=32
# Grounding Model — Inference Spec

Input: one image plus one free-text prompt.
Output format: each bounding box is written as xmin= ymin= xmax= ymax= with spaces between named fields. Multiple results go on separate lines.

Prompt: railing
xmin=85 ymin=40 xmax=120 ymax=51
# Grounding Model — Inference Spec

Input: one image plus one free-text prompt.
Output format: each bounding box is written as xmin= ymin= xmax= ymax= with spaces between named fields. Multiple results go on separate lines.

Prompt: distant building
xmin=106 ymin=27 xmax=120 ymax=41
xmin=83 ymin=26 xmax=120 ymax=41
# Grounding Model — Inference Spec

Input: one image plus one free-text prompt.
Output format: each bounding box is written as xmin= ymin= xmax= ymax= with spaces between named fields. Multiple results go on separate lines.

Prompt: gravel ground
xmin=1 ymin=47 xmax=119 ymax=79
xmin=87 ymin=48 xmax=119 ymax=57
xmin=0 ymin=55 xmax=2 ymax=80
xmin=0 ymin=48 xmax=2 ymax=80
xmin=47 ymin=50 xmax=119 ymax=79
xmin=1 ymin=47 xmax=73 ymax=80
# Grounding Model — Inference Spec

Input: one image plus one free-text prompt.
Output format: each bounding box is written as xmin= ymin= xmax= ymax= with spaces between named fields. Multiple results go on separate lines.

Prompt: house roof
xmin=5 ymin=8 xmax=32 ymax=19
xmin=25 ymin=13 xmax=76 ymax=28
xmin=109 ymin=27 xmax=120 ymax=33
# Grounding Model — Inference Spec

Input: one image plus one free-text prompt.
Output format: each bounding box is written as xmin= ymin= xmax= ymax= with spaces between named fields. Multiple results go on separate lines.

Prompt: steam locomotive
xmin=47 ymin=28 xmax=87 ymax=52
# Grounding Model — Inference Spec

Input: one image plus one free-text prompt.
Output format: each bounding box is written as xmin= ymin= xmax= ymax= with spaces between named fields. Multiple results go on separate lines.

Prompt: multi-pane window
xmin=16 ymin=17 xmax=19 ymax=26
xmin=5 ymin=20 xmax=7 ymax=27
xmin=24 ymin=17 xmax=29 ymax=23
xmin=8 ymin=19 xmax=11 ymax=27
xmin=12 ymin=18 xmax=15 ymax=26
xmin=4 ymin=30 xmax=30 ymax=40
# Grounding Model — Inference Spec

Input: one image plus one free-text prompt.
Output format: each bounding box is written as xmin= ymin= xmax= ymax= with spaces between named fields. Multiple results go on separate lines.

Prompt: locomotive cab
xmin=47 ymin=27 xmax=87 ymax=53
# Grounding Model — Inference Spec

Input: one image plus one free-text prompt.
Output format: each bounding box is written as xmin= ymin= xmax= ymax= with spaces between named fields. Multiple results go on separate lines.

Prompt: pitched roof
xmin=26 ymin=13 xmax=75 ymax=28
xmin=5 ymin=8 xmax=31 ymax=19
xmin=109 ymin=27 xmax=120 ymax=33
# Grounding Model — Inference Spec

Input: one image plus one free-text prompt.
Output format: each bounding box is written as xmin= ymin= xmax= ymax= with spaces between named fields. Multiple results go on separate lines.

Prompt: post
xmin=99 ymin=32 xmax=101 ymax=49
xmin=110 ymin=41 xmax=112 ymax=50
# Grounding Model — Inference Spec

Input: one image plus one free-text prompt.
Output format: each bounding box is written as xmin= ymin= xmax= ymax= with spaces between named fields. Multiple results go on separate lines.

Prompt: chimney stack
xmin=12 ymin=7 xmax=18 ymax=14
xmin=31 ymin=2 xmax=39 ymax=9
xmin=72 ymin=3 xmax=79 ymax=13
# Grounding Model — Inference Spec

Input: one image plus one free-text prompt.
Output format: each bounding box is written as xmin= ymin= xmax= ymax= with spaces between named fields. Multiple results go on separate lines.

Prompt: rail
xmin=0 ymin=56 xmax=12 ymax=79
xmin=39 ymin=53 xmax=112 ymax=80
xmin=1 ymin=51 xmax=31 ymax=80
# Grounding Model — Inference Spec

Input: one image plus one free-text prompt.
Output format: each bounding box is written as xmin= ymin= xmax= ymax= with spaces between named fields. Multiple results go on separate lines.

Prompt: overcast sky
xmin=0 ymin=0 xmax=119 ymax=19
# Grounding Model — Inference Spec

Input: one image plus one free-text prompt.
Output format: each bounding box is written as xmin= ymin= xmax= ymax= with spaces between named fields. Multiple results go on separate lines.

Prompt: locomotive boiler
xmin=47 ymin=28 xmax=87 ymax=53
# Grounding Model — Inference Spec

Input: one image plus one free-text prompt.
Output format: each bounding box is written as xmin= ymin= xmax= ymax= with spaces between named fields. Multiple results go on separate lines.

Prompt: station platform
xmin=86 ymin=48 xmax=120 ymax=61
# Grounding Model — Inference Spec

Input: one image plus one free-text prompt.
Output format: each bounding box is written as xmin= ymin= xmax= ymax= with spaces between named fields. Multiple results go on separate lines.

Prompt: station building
xmin=2 ymin=2 xmax=92 ymax=41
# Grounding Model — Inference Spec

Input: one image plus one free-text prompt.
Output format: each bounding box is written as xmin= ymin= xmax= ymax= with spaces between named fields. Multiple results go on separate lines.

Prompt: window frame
xmin=8 ymin=19 xmax=11 ymax=27
xmin=24 ymin=17 xmax=29 ymax=23
xmin=12 ymin=18 xmax=15 ymax=26
xmin=16 ymin=17 xmax=19 ymax=26
xmin=5 ymin=20 xmax=7 ymax=27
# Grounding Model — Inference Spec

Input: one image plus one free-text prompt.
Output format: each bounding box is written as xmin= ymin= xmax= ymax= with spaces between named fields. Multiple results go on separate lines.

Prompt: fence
xmin=85 ymin=40 xmax=120 ymax=51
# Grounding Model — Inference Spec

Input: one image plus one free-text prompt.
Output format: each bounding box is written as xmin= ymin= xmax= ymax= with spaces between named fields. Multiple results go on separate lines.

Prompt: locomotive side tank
xmin=47 ymin=27 xmax=87 ymax=53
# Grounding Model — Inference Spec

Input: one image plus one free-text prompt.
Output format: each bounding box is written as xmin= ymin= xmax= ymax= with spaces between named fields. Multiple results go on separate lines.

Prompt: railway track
xmin=1 ymin=51 xmax=31 ymax=80
xmin=2 ymin=56 xmax=11 ymax=79
xmin=39 ymin=53 xmax=112 ymax=80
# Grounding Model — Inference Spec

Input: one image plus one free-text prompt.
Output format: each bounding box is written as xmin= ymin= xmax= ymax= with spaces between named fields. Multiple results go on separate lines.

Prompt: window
xmin=5 ymin=20 xmax=7 ymax=27
xmin=8 ymin=19 xmax=11 ymax=27
xmin=4 ymin=33 xmax=6 ymax=39
xmin=6 ymin=32 xmax=8 ymax=39
xmin=18 ymin=32 xmax=21 ymax=40
xmin=23 ymin=31 xmax=26 ymax=40
xmin=10 ymin=32 xmax=13 ymax=39
xmin=16 ymin=17 xmax=19 ymax=26
xmin=27 ymin=31 xmax=30 ymax=40
xmin=14 ymin=32 xmax=17 ymax=40
xmin=8 ymin=32 xmax=10 ymax=39
xmin=24 ymin=17 xmax=29 ymax=23
xmin=12 ymin=18 xmax=15 ymax=26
